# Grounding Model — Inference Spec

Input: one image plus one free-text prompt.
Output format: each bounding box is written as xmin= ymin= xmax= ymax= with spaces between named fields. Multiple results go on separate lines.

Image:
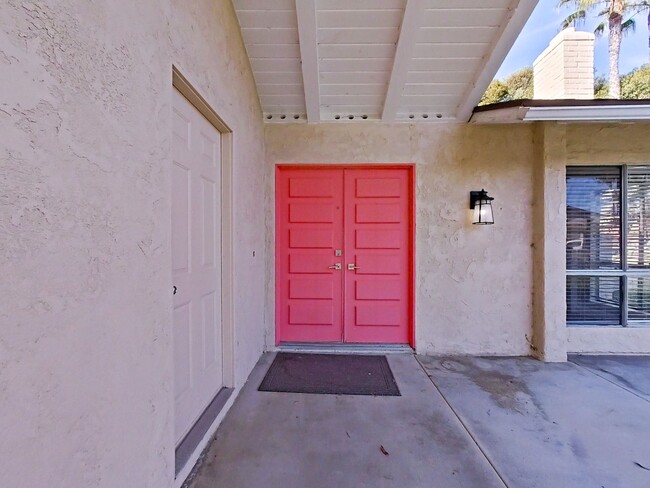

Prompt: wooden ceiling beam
xmin=296 ymin=0 xmax=321 ymax=123
xmin=381 ymin=0 xmax=426 ymax=122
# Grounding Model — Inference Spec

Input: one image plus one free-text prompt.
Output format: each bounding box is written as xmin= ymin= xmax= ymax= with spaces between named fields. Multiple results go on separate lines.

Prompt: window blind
xmin=628 ymin=276 xmax=650 ymax=323
xmin=566 ymin=276 xmax=621 ymax=325
xmin=566 ymin=168 xmax=621 ymax=271
xmin=627 ymin=169 xmax=650 ymax=269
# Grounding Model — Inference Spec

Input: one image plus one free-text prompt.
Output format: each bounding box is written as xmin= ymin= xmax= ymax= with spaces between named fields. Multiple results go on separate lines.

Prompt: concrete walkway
xmin=187 ymin=354 xmax=650 ymax=488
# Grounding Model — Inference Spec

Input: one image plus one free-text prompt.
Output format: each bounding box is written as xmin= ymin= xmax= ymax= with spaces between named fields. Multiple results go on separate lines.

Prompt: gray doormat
xmin=258 ymin=352 xmax=401 ymax=396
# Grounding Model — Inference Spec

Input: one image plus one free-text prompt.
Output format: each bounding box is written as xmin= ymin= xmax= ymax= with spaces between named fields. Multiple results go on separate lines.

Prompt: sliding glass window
xmin=566 ymin=166 xmax=650 ymax=327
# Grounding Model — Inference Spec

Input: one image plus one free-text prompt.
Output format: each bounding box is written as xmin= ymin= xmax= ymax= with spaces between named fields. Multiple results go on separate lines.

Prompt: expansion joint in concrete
xmin=414 ymin=356 xmax=511 ymax=488
xmin=569 ymin=360 xmax=650 ymax=405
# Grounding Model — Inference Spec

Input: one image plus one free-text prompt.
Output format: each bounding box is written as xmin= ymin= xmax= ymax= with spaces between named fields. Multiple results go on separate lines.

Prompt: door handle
xmin=347 ymin=264 xmax=360 ymax=270
xmin=328 ymin=263 xmax=342 ymax=270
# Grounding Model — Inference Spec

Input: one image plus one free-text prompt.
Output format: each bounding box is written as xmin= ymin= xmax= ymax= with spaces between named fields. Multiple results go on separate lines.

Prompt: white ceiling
xmin=233 ymin=0 xmax=538 ymax=123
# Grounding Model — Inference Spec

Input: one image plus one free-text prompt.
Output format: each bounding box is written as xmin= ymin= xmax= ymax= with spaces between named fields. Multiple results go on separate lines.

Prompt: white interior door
xmin=172 ymin=88 xmax=223 ymax=445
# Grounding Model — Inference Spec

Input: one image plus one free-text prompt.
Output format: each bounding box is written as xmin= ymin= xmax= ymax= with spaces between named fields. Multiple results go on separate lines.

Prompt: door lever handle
xmin=328 ymin=263 xmax=342 ymax=270
xmin=347 ymin=264 xmax=360 ymax=270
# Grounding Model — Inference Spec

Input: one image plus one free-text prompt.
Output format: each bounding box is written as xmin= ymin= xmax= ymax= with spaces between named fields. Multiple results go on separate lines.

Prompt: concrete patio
xmin=186 ymin=354 xmax=650 ymax=488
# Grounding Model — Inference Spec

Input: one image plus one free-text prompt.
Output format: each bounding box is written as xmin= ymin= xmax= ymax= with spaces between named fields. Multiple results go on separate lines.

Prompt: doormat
xmin=258 ymin=353 xmax=401 ymax=396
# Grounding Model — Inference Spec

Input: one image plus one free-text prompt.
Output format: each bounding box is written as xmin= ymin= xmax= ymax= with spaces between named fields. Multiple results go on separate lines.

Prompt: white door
xmin=172 ymin=88 xmax=223 ymax=445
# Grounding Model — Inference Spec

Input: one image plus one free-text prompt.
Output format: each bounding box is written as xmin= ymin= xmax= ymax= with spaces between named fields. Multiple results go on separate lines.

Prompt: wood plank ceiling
xmin=233 ymin=0 xmax=537 ymax=123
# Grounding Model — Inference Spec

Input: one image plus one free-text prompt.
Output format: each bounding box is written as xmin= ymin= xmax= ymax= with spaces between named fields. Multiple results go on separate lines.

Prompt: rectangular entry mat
xmin=258 ymin=352 xmax=401 ymax=396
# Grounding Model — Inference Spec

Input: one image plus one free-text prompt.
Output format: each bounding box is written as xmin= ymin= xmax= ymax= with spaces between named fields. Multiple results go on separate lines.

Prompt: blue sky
xmin=495 ymin=0 xmax=649 ymax=79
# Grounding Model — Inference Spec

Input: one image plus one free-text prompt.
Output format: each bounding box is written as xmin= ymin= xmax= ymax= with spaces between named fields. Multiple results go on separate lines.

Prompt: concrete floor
xmin=187 ymin=354 xmax=650 ymax=488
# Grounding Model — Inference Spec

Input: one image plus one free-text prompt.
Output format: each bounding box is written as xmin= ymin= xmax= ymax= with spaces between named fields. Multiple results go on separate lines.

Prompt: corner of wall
xmin=531 ymin=123 xmax=568 ymax=362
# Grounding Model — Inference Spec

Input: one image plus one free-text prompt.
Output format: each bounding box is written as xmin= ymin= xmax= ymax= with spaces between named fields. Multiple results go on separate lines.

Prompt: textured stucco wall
xmin=531 ymin=123 xmax=568 ymax=362
xmin=1 ymin=1 xmax=266 ymax=487
xmin=265 ymin=123 xmax=537 ymax=356
xmin=546 ymin=123 xmax=650 ymax=355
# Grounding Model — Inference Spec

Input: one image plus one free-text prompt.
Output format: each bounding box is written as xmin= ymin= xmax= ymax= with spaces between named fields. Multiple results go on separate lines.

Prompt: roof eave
xmin=470 ymin=99 xmax=650 ymax=124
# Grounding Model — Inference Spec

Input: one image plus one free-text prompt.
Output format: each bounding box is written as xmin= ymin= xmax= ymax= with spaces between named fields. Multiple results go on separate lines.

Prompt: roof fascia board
xmin=524 ymin=105 xmax=650 ymax=121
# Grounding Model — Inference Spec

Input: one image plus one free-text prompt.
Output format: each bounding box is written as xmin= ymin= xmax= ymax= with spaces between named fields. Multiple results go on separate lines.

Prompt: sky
xmin=495 ymin=0 xmax=649 ymax=80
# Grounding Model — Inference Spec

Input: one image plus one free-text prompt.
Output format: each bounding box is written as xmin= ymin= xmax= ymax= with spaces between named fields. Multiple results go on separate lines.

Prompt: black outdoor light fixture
xmin=470 ymin=189 xmax=495 ymax=225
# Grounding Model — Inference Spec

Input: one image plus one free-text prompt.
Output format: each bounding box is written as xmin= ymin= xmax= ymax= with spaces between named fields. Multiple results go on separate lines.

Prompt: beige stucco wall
xmin=542 ymin=123 xmax=650 ymax=356
xmin=265 ymin=123 xmax=538 ymax=356
xmin=531 ymin=123 xmax=568 ymax=361
xmin=1 ymin=1 xmax=266 ymax=487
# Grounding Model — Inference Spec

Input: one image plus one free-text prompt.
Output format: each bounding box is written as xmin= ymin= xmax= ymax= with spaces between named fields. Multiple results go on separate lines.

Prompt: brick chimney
xmin=533 ymin=27 xmax=595 ymax=99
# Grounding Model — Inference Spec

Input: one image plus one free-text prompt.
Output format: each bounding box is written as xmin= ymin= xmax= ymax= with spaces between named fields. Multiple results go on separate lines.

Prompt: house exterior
xmin=2 ymin=1 xmax=650 ymax=487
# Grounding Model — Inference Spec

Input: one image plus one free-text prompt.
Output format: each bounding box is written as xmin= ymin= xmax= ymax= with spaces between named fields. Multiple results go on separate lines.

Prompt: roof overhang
xmin=233 ymin=0 xmax=540 ymax=124
xmin=470 ymin=99 xmax=650 ymax=123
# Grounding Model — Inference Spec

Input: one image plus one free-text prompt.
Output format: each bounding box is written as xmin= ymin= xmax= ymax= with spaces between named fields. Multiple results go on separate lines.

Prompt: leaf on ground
xmin=380 ymin=445 xmax=389 ymax=456
xmin=634 ymin=461 xmax=650 ymax=471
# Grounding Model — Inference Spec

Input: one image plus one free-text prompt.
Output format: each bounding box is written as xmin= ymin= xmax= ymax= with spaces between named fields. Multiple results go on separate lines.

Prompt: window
xmin=566 ymin=166 xmax=650 ymax=327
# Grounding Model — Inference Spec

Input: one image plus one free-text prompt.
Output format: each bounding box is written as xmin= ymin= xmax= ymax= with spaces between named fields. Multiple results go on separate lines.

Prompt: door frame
xmin=274 ymin=163 xmax=416 ymax=348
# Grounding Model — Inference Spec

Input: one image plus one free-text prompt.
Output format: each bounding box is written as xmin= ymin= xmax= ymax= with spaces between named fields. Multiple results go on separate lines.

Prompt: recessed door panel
xmin=355 ymin=229 xmax=402 ymax=249
xmin=356 ymin=203 xmax=401 ymax=223
xmin=289 ymin=177 xmax=333 ymax=197
xmin=356 ymin=177 xmax=401 ymax=198
xmin=355 ymin=254 xmax=401 ymax=275
xmin=290 ymin=203 xmax=334 ymax=223
xmin=355 ymin=279 xmax=402 ymax=300
xmin=355 ymin=303 xmax=402 ymax=327
xmin=289 ymin=279 xmax=334 ymax=299
xmin=289 ymin=228 xmax=334 ymax=248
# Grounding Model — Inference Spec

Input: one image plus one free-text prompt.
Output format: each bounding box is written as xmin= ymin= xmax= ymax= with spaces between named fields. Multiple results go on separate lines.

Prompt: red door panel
xmin=276 ymin=167 xmax=412 ymax=345
xmin=343 ymin=169 xmax=411 ymax=344
xmin=276 ymin=169 xmax=344 ymax=342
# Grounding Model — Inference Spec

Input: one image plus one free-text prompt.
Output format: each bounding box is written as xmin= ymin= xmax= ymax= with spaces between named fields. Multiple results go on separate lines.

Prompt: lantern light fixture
xmin=470 ymin=189 xmax=495 ymax=225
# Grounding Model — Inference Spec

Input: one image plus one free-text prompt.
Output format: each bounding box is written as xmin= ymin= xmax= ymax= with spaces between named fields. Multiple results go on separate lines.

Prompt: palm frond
xmin=622 ymin=18 xmax=637 ymax=33
xmin=594 ymin=21 xmax=606 ymax=35
xmin=577 ymin=0 xmax=602 ymax=8
xmin=561 ymin=9 xmax=588 ymax=28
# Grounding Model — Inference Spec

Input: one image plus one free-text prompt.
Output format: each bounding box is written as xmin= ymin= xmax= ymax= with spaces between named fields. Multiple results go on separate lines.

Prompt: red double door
xmin=276 ymin=167 xmax=413 ymax=344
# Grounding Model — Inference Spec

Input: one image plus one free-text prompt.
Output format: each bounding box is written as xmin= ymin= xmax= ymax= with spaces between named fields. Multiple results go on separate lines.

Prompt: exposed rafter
xmin=455 ymin=0 xmax=540 ymax=122
xmin=381 ymin=0 xmax=426 ymax=122
xmin=235 ymin=0 xmax=539 ymax=124
xmin=295 ymin=0 xmax=321 ymax=123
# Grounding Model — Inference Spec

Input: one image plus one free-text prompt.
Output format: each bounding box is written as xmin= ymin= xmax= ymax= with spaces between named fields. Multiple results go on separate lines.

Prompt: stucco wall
xmin=1 ymin=1 xmax=266 ymax=487
xmin=265 ymin=123 xmax=537 ymax=356
xmin=531 ymin=123 xmax=568 ymax=362
xmin=543 ymin=123 xmax=650 ymax=355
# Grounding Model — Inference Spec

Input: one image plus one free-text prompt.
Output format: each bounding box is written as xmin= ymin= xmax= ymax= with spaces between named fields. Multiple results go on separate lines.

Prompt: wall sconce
xmin=470 ymin=189 xmax=494 ymax=225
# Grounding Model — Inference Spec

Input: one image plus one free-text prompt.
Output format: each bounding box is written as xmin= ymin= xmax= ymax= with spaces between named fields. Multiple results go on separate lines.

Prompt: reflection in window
xmin=566 ymin=166 xmax=650 ymax=327
xmin=627 ymin=172 xmax=650 ymax=268
xmin=566 ymin=276 xmax=621 ymax=325
xmin=628 ymin=276 xmax=650 ymax=323
xmin=566 ymin=170 xmax=620 ymax=270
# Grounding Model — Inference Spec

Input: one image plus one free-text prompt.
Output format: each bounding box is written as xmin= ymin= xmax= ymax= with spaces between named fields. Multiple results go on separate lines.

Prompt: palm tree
xmin=559 ymin=0 xmax=636 ymax=98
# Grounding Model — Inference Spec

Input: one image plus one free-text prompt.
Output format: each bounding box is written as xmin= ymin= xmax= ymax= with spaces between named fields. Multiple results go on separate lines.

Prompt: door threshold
xmin=277 ymin=342 xmax=413 ymax=355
